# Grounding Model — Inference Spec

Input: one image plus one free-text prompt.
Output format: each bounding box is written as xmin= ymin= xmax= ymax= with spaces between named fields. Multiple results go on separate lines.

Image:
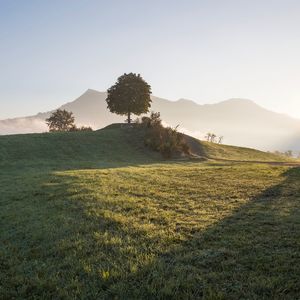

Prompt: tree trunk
xmin=127 ymin=112 xmax=131 ymax=124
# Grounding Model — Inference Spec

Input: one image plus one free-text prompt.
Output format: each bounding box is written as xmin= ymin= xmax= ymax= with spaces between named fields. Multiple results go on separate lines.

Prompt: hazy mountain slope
xmin=1 ymin=89 xmax=300 ymax=151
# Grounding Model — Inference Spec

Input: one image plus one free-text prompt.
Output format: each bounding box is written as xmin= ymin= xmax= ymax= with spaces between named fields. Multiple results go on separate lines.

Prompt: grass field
xmin=1 ymin=128 xmax=300 ymax=299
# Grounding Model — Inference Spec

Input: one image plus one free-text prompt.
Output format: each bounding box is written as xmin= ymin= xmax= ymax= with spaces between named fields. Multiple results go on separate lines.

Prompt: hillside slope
xmin=183 ymin=134 xmax=293 ymax=162
xmin=1 ymin=89 xmax=300 ymax=151
xmin=0 ymin=127 xmax=293 ymax=169
xmin=0 ymin=127 xmax=161 ymax=169
xmin=1 ymin=128 xmax=300 ymax=299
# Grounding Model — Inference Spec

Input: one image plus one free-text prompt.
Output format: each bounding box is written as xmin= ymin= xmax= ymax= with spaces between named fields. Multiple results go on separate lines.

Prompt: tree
xmin=218 ymin=136 xmax=224 ymax=144
xmin=205 ymin=132 xmax=218 ymax=142
xmin=46 ymin=109 xmax=75 ymax=132
xmin=205 ymin=133 xmax=212 ymax=142
xmin=211 ymin=133 xmax=217 ymax=143
xmin=106 ymin=73 xmax=152 ymax=124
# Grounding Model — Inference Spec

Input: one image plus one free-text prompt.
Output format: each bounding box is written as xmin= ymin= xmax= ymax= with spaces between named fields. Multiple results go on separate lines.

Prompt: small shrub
xmin=140 ymin=111 xmax=162 ymax=128
xmin=140 ymin=112 xmax=190 ymax=158
xmin=69 ymin=125 xmax=93 ymax=132
xmin=78 ymin=126 xmax=93 ymax=132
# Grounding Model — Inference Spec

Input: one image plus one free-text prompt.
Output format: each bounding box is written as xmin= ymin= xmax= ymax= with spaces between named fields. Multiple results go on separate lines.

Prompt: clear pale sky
xmin=1 ymin=0 xmax=300 ymax=119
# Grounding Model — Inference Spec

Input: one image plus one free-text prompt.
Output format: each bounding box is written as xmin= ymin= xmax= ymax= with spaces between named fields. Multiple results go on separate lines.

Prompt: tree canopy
xmin=46 ymin=109 xmax=75 ymax=132
xmin=106 ymin=73 xmax=152 ymax=123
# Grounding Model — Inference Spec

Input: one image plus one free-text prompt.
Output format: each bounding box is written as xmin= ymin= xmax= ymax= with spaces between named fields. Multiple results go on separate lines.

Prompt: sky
xmin=1 ymin=0 xmax=300 ymax=119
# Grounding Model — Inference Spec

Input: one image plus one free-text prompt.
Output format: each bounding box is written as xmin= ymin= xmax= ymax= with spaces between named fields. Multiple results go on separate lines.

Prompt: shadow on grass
xmin=113 ymin=167 xmax=300 ymax=299
xmin=1 ymin=165 xmax=300 ymax=299
xmin=182 ymin=133 xmax=209 ymax=158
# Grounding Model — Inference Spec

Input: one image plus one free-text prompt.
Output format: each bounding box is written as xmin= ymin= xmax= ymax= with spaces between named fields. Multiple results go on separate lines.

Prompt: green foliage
xmin=69 ymin=125 xmax=93 ymax=132
xmin=140 ymin=111 xmax=162 ymax=128
xmin=46 ymin=109 xmax=75 ymax=132
xmin=141 ymin=112 xmax=190 ymax=158
xmin=106 ymin=73 xmax=152 ymax=123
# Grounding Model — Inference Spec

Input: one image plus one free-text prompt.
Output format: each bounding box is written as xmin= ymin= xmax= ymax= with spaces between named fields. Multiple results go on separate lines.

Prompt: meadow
xmin=1 ymin=128 xmax=299 ymax=299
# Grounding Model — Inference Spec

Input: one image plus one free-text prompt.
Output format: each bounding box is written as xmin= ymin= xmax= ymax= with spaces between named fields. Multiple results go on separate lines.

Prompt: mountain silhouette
xmin=1 ymin=89 xmax=299 ymax=151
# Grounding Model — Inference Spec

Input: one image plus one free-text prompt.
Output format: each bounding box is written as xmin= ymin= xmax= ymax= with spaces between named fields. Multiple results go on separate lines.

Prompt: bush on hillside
xmin=139 ymin=112 xmax=190 ymax=158
xmin=140 ymin=111 xmax=162 ymax=128
xmin=69 ymin=125 xmax=93 ymax=132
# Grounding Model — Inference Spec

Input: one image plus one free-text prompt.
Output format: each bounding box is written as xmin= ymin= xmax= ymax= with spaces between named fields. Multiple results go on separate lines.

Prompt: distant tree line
xmin=205 ymin=132 xmax=224 ymax=144
xmin=272 ymin=150 xmax=297 ymax=158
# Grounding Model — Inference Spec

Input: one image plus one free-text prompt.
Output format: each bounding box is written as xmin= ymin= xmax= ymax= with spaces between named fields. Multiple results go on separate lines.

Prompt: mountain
xmin=1 ymin=89 xmax=300 ymax=151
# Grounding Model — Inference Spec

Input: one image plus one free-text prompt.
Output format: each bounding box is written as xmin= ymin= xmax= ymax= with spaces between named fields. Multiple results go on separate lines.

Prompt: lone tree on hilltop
xmin=106 ymin=73 xmax=152 ymax=124
xmin=46 ymin=109 xmax=75 ymax=132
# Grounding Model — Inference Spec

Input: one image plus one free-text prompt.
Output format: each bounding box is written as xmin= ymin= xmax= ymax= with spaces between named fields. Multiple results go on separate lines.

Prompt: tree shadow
xmin=113 ymin=167 xmax=300 ymax=299
xmin=1 ymin=164 xmax=300 ymax=299
xmin=182 ymin=133 xmax=209 ymax=158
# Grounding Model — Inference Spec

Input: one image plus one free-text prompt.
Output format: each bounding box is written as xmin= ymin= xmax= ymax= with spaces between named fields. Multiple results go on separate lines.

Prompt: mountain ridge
xmin=1 ymin=89 xmax=300 ymax=152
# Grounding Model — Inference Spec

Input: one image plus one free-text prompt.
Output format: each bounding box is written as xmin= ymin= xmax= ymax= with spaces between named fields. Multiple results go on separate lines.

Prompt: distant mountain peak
xmin=83 ymin=89 xmax=105 ymax=95
xmin=219 ymin=98 xmax=256 ymax=105
xmin=69 ymin=89 xmax=106 ymax=105
xmin=176 ymin=98 xmax=198 ymax=105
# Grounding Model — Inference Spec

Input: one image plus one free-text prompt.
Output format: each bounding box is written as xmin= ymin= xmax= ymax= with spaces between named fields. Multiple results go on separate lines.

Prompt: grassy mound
xmin=0 ymin=127 xmax=160 ymax=169
xmin=0 ymin=125 xmax=293 ymax=169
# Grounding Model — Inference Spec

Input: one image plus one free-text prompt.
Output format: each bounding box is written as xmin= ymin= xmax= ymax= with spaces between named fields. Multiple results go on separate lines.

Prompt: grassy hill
xmin=1 ymin=127 xmax=300 ymax=299
xmin=0 ymin=127 xmax=160 ymax=170
xmin=0 ymin=126 xmax=293 ymax=169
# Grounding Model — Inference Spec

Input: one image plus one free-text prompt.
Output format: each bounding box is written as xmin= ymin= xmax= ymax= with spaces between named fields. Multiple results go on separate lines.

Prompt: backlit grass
xmin=0 ymin=129 xmax=299 ymax=299
xmin=1 ymin=161 xmax=300 ymax=299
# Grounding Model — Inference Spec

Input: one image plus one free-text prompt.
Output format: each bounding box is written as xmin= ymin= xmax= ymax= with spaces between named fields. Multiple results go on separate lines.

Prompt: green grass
xmin=194 ymin=139 xmax=294 ymax=162
xmin=1 ymin=128 xmax=299 ymax=299
xmin=0 ymin=127 xmax=161 ymax=170
xmin=0 ymin=127 xmax=292 ymax=168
